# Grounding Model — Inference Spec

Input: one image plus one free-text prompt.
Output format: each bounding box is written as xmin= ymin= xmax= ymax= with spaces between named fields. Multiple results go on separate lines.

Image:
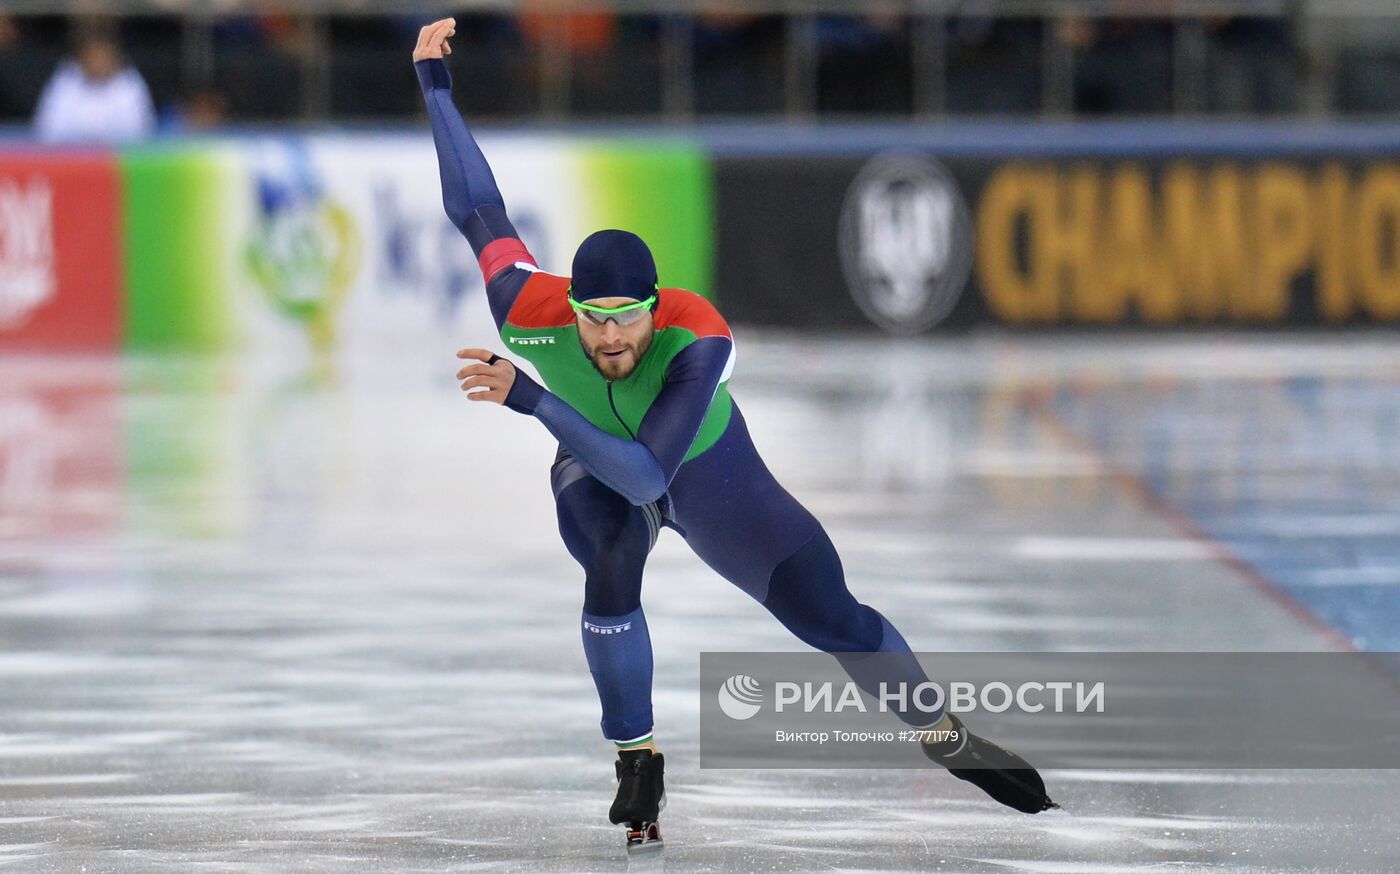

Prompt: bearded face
xmin=575 ymin=297 xmax=655 ymax=381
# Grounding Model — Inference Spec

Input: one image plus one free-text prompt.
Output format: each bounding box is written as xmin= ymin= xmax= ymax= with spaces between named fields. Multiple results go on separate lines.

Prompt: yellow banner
xmin=976 ymin=162 xmax=1400 ymax=324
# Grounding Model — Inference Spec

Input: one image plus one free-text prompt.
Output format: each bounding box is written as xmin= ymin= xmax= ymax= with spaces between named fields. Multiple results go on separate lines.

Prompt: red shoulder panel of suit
xmin=505 ymin=271 xmax=575 ymax=329
xmin=653 ymin=288 xmax=731 ymax=340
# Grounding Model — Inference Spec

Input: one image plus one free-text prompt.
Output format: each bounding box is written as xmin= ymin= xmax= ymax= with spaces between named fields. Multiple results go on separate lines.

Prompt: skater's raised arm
xmin=414 ymin=18 xmax=535 ymax=328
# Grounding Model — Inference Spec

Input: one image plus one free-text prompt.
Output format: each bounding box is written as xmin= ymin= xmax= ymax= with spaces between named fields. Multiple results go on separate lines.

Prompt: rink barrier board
xmin=12 ymin=127 xmax=1400 ymax=350
xmin=0 ymin=136 xmax=715 ymax=353
xmin=116 ymin=137 xmax=716 ymax=353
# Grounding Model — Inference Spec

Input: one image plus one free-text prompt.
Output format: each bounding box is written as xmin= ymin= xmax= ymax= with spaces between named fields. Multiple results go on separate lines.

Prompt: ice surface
xmin=0 ymin=333 xmax=1396 ymax=872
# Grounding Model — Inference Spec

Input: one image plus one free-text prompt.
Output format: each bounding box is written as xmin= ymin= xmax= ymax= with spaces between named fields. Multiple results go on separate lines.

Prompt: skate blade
xmin=625 ymin=821 xmax=663 ymax=855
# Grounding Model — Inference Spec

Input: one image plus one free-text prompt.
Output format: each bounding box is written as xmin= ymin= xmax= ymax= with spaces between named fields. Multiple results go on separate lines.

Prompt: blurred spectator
xmin=33 ymin=25 xmax=154 ymax=142
xmin=0 ymin=15 xmax=21 ymax=117
xmin=816 ymin=13 xmax=909 ymax=114
xmin=1061 ymin=16 xmax=1173 ymax=115
xmin=1206 ymin=16 xmax=1299 ymax=115
xmin=161 ymin=83 xmax=228 ymax=133
xmin=213 ymin=11 xmax=313 ymax=56
xmin=1333 ymin=15 xmax=1400 ymax=116
xmin=693 ymin=12 xmax=785 ymax=114
xmin=945 ymin=14 xmax=1043 ymax=114
xmin=210 ymin=13 xmax=311 ymax=120
xmin=517 ymin=10 xmax=618 ymax=58
xmin=514 ymin=11 xmax=662 ymax=117
xmin=518 ymin=10 xmax=617 ymax=114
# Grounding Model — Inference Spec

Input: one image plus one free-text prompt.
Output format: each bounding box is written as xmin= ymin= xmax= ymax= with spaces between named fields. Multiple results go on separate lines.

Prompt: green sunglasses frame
xmin=566 ymin=286 xmax=658 ymax=319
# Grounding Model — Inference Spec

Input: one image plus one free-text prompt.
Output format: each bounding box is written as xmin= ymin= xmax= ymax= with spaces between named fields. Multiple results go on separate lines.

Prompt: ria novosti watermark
xmin=721 ymin=676 xmax=1105 ymax=720
xmin=700 ymin=652 xmax=1400 ymax=769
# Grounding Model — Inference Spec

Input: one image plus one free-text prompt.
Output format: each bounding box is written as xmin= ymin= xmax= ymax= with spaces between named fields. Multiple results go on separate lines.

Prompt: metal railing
xmin=5 ymin=1 xmax=1400 ymax=122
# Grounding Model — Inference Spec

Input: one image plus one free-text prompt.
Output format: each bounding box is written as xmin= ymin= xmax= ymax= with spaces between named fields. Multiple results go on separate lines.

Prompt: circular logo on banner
xmin=718 ymin=674 xmax=763 ymax=720
xmin=838 ymin=155 xmax=973 ymax=334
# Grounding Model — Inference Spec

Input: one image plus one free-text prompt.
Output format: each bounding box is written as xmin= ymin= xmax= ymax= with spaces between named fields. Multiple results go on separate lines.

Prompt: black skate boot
xmin=610 ymin=749 xmax=666 ymax=852
xmin=922 ymin=713 xmax=1059 ymax=814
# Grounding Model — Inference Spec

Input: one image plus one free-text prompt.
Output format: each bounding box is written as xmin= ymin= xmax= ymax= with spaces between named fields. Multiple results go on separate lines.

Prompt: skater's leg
xmin=668 ymin=406 xmax=939 ymax=727
xmin=747 ymin=495 xmax=1056 ymax=813
xmin=553 ymin=448 xmax=663 ymax=747
xmin=763 ymin=524 xmax=939 ymax=725
xmin=670 ymin=411 xmax=1055 ymax=813
xmin=553 ymin=449 xmax=674 ymax=837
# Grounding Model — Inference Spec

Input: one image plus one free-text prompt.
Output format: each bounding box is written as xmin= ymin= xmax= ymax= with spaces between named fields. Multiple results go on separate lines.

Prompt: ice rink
xmin=1 ymin=333 xmax=1397 ymax=872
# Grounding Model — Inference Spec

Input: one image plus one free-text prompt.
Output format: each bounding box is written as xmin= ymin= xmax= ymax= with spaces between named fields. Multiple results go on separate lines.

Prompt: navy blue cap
xmin=569 ymin=229 xmax=658 ymax=304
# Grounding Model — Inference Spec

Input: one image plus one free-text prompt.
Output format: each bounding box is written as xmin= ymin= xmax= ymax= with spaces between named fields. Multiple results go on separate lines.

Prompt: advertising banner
xmin=121 ymin=135 xmax=713 ymax=355
xmin=0 ymin=153 xmax=121 ymax=351
xmin=716 ymin=154 xmax=1400 ymax=332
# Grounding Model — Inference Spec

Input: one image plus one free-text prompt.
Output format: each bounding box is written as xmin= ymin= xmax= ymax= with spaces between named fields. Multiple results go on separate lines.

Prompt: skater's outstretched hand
xmin=414 ymin=18 xmax=456 ymax=62
xmin=456 ymin=348 xmax=517 ymax=404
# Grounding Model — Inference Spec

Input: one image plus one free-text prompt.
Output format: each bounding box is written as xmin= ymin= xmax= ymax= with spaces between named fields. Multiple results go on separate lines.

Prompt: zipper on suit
xmin=607 ymin=383 xmax=636 ymax=439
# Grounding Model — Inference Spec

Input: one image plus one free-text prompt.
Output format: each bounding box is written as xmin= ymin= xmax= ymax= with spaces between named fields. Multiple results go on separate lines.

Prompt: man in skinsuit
xmin=413 ymin=18 xmax=1054 ymax=849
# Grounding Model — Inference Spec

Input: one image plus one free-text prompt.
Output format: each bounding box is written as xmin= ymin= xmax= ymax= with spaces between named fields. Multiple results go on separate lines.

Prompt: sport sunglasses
xmin=567 ymin=289 xmax=658 ymax=327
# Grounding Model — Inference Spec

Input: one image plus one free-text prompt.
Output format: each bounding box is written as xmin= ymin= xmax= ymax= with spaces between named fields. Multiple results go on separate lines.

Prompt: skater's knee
xmin=559 ymin=483 xmax=644 ymax=554
xmin=579 ymin=525 xmax=649 ymax=614
xmin=800 ymin=603 xmax=885 ymax=652
xmin=584 ymin=571 xmax=643 ymax=616
xmin=558 ymin=480 xmax=652 ymax=613
xmin=585 ymin=526 xmax=648 ymax=576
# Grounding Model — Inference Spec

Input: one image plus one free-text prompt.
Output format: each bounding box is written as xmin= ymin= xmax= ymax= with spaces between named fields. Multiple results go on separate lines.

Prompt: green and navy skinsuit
xmin=419 ymin=57 xmax=932 ymax=744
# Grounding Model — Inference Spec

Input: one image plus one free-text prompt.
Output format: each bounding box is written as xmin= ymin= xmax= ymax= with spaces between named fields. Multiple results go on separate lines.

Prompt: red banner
xmin=0 ymin=153 xmax=121 ymax=351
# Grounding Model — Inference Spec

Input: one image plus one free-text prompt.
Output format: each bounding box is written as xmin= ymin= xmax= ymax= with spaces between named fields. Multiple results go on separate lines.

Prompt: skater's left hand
xmin=456 ymin=348 xmax=517 ymax=404
xmin=413 ymin=18 xmax=455 ymax=62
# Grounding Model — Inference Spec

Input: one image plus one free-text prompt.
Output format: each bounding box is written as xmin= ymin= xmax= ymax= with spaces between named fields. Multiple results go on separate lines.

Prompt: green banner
xmin=120 ymin=147 xmax=242 ymax=351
